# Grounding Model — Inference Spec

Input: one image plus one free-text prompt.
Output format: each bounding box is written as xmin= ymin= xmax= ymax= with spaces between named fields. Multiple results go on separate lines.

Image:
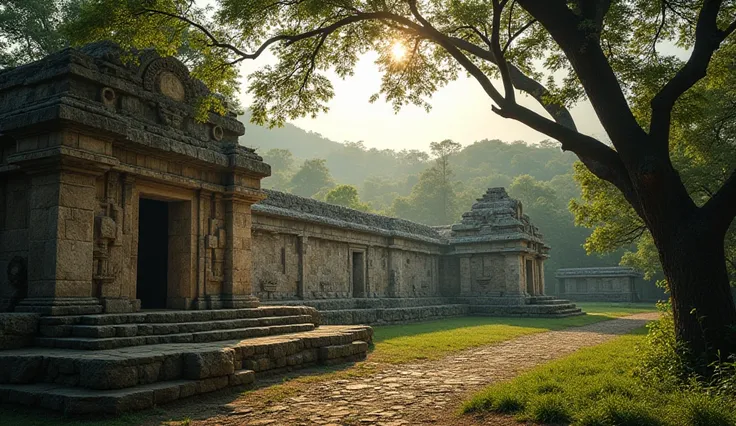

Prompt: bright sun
xmin=390 ymin=41 xmax=407 ymax=61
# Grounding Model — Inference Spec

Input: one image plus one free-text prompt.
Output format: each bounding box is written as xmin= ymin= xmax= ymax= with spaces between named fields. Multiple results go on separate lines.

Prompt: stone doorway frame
xmin=134 ymin=181 xmax=197 ymax=310
xmin=525 ymin=258 xmax=535 ymax=295
xmin=350 ymin=248 xmax=367 ymax=298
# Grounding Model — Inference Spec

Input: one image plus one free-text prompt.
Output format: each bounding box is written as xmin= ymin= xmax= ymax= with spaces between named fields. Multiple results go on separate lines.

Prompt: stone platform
xmin=263 ymin=296 xmax=583 ymax=325
xmin=0 ymin=307 xmax=372 ymax=414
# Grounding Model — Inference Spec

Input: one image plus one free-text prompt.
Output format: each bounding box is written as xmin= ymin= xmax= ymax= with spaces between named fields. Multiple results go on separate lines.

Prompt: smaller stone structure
xmin=553 ymin=267 xmax=643 ymax=302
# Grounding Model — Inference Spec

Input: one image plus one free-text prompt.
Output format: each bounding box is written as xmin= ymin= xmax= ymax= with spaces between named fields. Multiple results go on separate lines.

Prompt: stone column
xmin=221 ymin=195 xmax=259 ymax=308
xmin=297 ymin=235 xmax=308 ymax=299
xmin=16 ymin=167 xmax=102 ymax=315
xmin=459 ymin=256 xmax=472 ymax=296
xmin=538 ymin=259 xmax=546 ymax=295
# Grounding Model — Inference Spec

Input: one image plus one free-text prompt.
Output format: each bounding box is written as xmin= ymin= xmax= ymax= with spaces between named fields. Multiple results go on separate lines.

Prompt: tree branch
xmin=650 ymin=0 xmax=730 ymax=147
xmin=703 ymin=168 xmax=736 ymax=235
xmin=491 ymin=0 xmax=515 ymax=103
xmin=447 ymin=36 xmax=576 ymax=130
xmin=516 ymin=0 xmax=648 ymax=161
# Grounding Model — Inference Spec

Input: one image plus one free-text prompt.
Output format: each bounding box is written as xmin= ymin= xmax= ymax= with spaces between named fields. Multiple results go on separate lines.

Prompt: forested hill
xmin=239 ymin=111 xmax=340 ymax=160
xmin=237 ymin=113 xmax=620 ymax=277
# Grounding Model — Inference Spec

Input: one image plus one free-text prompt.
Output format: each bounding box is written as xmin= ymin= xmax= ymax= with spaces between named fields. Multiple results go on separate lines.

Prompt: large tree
xmin=68 ymin=0 xmax=736 ymax=361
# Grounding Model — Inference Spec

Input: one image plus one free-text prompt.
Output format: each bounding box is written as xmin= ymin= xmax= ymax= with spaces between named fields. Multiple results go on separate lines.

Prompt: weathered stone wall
xmin=553 ymin=267 xmax=641 ymax=302
xmin=251 ymin=190 xmax=444 ymax=301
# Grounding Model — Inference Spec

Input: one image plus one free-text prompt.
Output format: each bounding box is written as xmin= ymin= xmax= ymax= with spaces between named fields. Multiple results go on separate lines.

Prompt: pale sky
xmin=238 ymin=52 xmax=608 ymax=152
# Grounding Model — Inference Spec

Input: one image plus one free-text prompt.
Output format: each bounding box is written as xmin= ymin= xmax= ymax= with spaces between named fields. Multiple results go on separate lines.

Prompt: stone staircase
xmin=36 ymin=306 xmax=320 ymax=350
xmin=469 ymin=296 xmax=584 ymax=317
xmin=0 ymin=306 xmax=372 ymax=414
xmin=262 ymin=296 xmax=584 ymax=324
xmin=262 ymin=298 xmax=470 ymax=325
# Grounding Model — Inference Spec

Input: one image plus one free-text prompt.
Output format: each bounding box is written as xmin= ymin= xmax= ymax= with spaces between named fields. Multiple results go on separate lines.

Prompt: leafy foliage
xmin=325 ymin=184 xmax=370 ymax=211
xmin=288 ymin=158 xmax=334 ymax=197
xmin=0 ymin=0 xmax=78 ymax=69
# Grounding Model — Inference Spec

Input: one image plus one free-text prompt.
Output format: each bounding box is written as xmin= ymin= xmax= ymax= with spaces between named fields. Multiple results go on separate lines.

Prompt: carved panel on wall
xmin=93 ymin=172 xmax=127 ymax=294
xmin=206 ymin=218 xmax=226 ymax=283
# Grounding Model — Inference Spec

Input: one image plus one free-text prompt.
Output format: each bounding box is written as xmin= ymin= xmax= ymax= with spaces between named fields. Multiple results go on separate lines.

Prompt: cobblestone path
xmin=168 ymin=313 xmax=658 ymax=426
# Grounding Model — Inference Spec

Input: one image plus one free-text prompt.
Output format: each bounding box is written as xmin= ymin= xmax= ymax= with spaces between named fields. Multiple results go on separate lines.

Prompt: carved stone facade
xmin=0 ymin=42 xmax=268 ymax=315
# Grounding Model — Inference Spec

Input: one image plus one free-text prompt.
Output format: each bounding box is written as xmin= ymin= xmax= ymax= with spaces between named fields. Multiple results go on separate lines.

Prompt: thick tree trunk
xmin=651 ymin=218 xmax=736 ymax=365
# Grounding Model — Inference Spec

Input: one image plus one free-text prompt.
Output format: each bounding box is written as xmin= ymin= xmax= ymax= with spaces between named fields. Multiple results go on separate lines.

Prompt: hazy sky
xmin=238 ymin=52 xmax=608 ymax=152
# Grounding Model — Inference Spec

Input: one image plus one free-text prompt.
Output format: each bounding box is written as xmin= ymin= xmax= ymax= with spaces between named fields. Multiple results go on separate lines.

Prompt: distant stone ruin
xmin=0 ymin=42 xmax=578 ymax=414
xmin=553 ymin=267 xmax=644 ymax=302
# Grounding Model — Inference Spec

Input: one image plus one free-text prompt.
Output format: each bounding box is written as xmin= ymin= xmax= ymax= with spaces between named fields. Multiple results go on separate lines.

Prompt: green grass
xmin=575 ymin=302 xmax=658 ymax=317
xmin=369 ymin=303 xmax=655 ymax=364
xmin=462 ymin=327 xmax=736 ymax=426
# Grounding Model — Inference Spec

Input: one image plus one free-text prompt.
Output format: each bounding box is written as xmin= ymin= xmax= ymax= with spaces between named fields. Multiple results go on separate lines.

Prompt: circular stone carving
xmin=211 ymin=125 xmax=224 ymax=141
xmin=159 ymin=71 xmax=186 ymax=101
xmin=100 ymin=87 xmax=117 ymax=106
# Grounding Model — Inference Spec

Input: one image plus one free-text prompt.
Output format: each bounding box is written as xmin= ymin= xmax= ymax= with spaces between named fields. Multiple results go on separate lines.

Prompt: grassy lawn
xmin=462 ymin=327 xmax=736 ymax=426
xmin=370 ymin=302 xmax=657 ymax=364
xmin=576 ymin=302 xmax=659 ymax=317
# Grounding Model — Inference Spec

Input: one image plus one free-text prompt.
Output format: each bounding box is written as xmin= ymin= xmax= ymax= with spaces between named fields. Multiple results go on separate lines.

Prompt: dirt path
xmin=157 ymin=313 xmax=657 ymax=426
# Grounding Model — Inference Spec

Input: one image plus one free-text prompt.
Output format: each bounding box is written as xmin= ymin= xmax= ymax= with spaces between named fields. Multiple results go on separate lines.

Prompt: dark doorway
xmin=525 ymin=259 xmax=535 ymax=295
xmin=137 ymin=198 xmax=169 ymax=309
xmin=352 ymin=251 xmax=365 ymax=298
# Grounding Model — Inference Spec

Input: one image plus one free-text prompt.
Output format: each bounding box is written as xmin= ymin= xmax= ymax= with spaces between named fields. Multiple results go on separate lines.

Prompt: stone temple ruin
xmin=0 ymin=43 xmax=579 ymax=414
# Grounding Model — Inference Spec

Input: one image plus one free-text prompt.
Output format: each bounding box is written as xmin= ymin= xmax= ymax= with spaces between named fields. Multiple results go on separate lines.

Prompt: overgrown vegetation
xmin=463 ymin=311 xmax=736 ymax=426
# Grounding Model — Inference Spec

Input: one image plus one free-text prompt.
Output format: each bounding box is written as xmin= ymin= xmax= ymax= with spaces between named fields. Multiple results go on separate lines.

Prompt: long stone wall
xmin=251 ymin=190 xmax=444 ymax=301
xmin=553 ymin=267 xmax=642 ymax=302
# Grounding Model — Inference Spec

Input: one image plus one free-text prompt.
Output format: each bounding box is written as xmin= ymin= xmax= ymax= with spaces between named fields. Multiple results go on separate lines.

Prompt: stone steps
xmin=319 ymin=304 xmax=470 ymax=325
xmin=0 ymin=325 xmax=372 ymax=414
xmin=528 ymin=298 xmax=571 ymax=305
xmin=41 ymin=314 xmax=314 ymax=339
xmin=469 ymin=305 xmax=584 ymax=318
xmin=36 ymin=323 xmax=317 ymax=350
xmin=39 ymin=305 xmax=319 ymax=327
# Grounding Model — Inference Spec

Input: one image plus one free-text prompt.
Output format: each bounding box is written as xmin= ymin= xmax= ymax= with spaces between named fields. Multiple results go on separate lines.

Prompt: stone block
xmin=183 ymin=349 xmax=234 ymax=379
xmin=197 ymin=376 xmax=229 ymax=393
xmin=0 ymin=313 xmax=40 ymax=335
xmin=78 ymin=361 xmax=138 ymax=390
xmin=137 ymin=362 xmax=162 ymax=385
xmin=114 ymin=389 xmax=154 ymax=413
xmin=229 ymin=370 xmax=255 ymax=386
xmin=154 ymin=385 xmax=181 ymax=405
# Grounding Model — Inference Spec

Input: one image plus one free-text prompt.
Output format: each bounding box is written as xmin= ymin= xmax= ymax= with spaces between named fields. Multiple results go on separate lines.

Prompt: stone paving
xmin=176 ymin=312 xmax=657 ymax=426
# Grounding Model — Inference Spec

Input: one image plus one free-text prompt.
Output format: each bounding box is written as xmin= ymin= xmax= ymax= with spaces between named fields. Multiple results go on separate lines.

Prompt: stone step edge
xmin=41 ymin=314 xmax=315 ymax=338
xmin=319 ymin=304 xmax=470 ymax=313
xmin=0 ymin=343 xmax=369 ymax=415
xmin=2 ymin=326 xmax=373 ymax=392
xmin=36 ymin=323 xmax=317 ymax=350
xmin=39 ymin=306 xmax=319 ymax=327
